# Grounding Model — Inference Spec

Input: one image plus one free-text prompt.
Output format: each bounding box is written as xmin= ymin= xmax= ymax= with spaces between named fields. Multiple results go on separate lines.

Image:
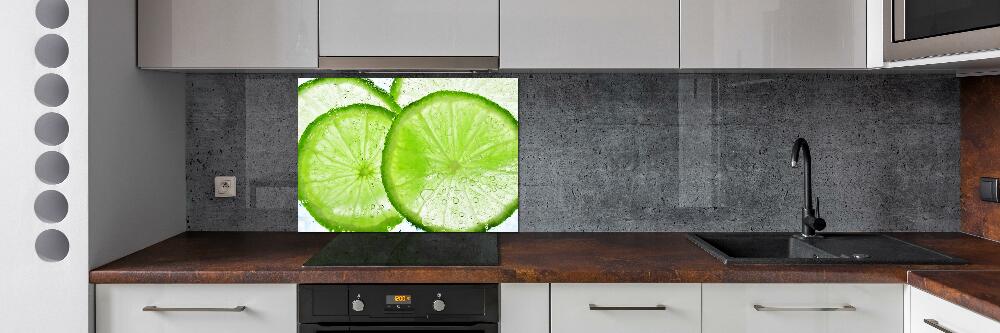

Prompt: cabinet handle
xmin=142 ymin=306 xmax=247 ymax=312
xmin=589 ymin=304 xmax=667 ymax=311
xmin=923 ymin=319 xmax=955 ymax=333
xmin=753 ymin=304 xmax=856 ymax=312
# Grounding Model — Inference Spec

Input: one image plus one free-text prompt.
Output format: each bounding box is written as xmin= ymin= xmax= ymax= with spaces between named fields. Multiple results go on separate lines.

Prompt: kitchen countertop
xmin=908 ymin=270 xmax=1000 ymax=322
xmin=91 ymin=232 xmax=1000 ymax=284
xmin=91 ymin=232 xmax=1000 ymax=320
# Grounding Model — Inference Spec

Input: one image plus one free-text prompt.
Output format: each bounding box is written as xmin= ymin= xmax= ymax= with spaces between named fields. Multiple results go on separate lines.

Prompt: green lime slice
xmin=298 ymin=78 xmax=400 ymax=140
xmin=299 ymin=104 xmax=403 ymax=231
xmin=382 ymin=91 xmax=518 ymax=232
xmin=390 ymin=78 xmax=518 ymax=119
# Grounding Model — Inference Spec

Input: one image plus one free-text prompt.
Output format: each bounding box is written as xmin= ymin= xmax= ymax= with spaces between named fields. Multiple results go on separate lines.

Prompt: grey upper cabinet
xmin=318 ymin=0 xmax=499 ymax=69
xmin=138 ymin=0 xmax=318 ymax=69
xmin=680 ymin=0 xmax=871 ymax=69
xmin=501 ymin=0 xmax=680 ymax=69
xmin=132 ymin=0 xmax=878 ymax=70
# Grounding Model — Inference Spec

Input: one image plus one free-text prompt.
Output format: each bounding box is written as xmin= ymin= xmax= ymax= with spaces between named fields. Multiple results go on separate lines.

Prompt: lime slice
xmin=299 ymin=104 xmax=402 ymax=231
xmin=298 ymin=78 xmax=400 ymax=140
xmin=382 ymin=91 xmax=518 ymax=232
xmin=390 ymin=78 xmax=518 ymax=119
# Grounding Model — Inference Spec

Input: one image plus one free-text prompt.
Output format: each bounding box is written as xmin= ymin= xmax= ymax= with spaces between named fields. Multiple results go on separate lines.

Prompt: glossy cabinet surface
xmin=500 ymin=283 xmax=548 ymax=333
xmin=680 ymin=0 xmax=868 ymax=68
xmin=702 ymin=283 xmax=903 ymax=333
xmin=96 ymin=284 xmax=297 ymax=333
xmin=137 ymin=0 xmax=318 ymax=69
xmin=551 ymin=283 xmax=700 ymax=333
xmin=319 ymin=0 xmax=499 ymax=57
xmin=501 ymin=0 xmax=679 ymax=69
xmin=910 ymin=287 xmax=1000 ymax=333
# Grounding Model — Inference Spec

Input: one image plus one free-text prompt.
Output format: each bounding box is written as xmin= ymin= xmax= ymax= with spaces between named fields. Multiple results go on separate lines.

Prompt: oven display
xmin=385 ymin=295 xmax=414 ymax=311
xmin=386 ymin=295 xmax=412 ymax=304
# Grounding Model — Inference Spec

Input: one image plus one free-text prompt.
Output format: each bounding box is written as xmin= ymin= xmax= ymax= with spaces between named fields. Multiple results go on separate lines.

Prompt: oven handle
xmin=299 ymin=326 xmax=348 ymax=333
xmin=349 ymin=323 xmax=497 ymax=332
xmin=299 ymin=323 xmax=498 ymax=333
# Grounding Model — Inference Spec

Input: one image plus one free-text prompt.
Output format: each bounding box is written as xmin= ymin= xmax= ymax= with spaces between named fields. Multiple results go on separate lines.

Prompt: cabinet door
xmin=702 ymin=283 xmax=903 ymax=333
xmin=910 ymin=287 xmax=1000 ymax=333
xmin=680 ymin=0 xmax=867 ymax=68
xmin=138 ymin=0 xmax=318 ymax=69
xmin=319 ymin=0 xmax=499 ymax=57
xmin=500 ymin=284 xmax=548 ymax=333
xmin=96 ymin=284 xmax=297 ymax=333
xmin=551 ymin=283 xmax=700 ymax=333
xmin=501 ymin=0 xmax=680 ymax=69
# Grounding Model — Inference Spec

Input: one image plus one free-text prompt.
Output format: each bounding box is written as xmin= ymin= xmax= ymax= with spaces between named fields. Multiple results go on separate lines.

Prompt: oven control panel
xmin=350 ymin=285 xmax=473 ymax=317
xmin=299 ymin=284 xmax=498 ymax=323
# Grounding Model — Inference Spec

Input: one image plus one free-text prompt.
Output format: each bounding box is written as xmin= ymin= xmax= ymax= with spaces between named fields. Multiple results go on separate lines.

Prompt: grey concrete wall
xmin=186 ymin=73 xmax=960 ymax=232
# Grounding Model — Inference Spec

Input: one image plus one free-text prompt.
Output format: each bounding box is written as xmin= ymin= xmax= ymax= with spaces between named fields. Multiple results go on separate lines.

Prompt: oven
xmin=298 ymin=284 xmax=498 ymax=333
xmin=884 ymin=0 xmax=1000 ymax=61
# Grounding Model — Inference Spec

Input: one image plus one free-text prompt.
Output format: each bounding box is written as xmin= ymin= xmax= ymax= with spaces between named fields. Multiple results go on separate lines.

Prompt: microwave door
xmin=885 ymin=0 xmax=1000 ymax=61
xmin=895 ymin=0 xmax=1000 ymax=42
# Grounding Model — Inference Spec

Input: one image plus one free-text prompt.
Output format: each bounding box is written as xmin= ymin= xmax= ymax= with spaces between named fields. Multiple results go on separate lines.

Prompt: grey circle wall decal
xmin=34 ymin=190 xmax=68 ymax=223
xmin=34 ymin=73 xmax=69 ymax=107
xmin=35 ymin=229 xmax=69 ymax=262
xmin=35 ymin=34 xmax=69 ymax=68
xmin=36 ymin=0 xmax=69 ymax=29
xmin=35 ymin=112 xmax=69 ymax=146
xmin=35 ymin=151 xmax=69 ymax=184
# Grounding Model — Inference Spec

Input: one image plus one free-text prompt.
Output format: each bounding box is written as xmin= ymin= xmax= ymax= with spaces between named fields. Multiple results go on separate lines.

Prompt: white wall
xmin=0 ymin=0 xmax=185 ymax=331
xmin=0 ymin=0 xmax=89 ymax=330
xmin=88 ymin=0 xmax=186 ymax=270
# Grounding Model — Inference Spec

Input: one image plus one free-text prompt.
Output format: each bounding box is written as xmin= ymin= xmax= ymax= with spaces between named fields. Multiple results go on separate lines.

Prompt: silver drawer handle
xmin=924 ymin=319 xmax=955 ymax=333
xmin=753 ymin=304 xmax=856 ymax=312
xmin=589 ymin=304 xmax=667 ymax=311
xmin=142 ymin=306 xmax=247 ymax=312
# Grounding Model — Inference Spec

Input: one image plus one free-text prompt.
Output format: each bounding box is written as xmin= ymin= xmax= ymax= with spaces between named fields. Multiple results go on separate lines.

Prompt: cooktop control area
xmin=299 ymin=284 xmax=498 ymax=332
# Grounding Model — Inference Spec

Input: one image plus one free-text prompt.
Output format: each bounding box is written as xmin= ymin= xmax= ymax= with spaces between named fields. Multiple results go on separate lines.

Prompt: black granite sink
xmin=687 ymin=233 xmax=966 ymax=265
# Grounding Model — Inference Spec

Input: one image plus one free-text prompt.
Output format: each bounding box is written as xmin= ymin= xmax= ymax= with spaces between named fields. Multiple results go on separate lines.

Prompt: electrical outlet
xmin=215 ymin=176 xmax=236 ymax=198
xmin=981 ymin=177 xmax=999 ymax=202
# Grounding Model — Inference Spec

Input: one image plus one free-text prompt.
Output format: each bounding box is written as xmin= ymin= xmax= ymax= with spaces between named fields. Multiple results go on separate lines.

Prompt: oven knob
xmin=432 ymin=299 xmax=446 ymax=312
xmin=351 ymin=299 xmax=365 ymax=312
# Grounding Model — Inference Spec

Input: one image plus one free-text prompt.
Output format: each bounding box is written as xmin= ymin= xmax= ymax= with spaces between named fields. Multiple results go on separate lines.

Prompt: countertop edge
xmin=907 ymin=270 xmax=1000 ymax=323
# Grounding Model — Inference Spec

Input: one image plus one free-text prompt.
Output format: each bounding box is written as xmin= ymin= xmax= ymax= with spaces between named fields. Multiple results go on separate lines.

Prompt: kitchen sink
xmin=687 ymin=233 xmax=966 ymax=265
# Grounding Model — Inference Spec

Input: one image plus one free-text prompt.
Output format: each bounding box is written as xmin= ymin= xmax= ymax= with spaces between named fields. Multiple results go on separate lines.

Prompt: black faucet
xmin=791 ymin=138 xmax=826 ymax=238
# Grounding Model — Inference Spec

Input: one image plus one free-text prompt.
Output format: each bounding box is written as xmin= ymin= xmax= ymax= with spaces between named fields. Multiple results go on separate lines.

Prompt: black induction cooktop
xmin=303 ymin=233 xmax=499 ymax=266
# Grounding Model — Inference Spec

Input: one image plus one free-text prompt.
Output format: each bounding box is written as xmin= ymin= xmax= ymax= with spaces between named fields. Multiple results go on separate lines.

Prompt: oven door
xmin=885 ymin=0 xmax=1000 ymax=61
xmin=300 ymin=323 xmax=498 ymax=333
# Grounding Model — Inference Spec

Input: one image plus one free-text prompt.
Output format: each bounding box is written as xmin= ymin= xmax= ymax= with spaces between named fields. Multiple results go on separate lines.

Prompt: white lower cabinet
xmin=702 ymin=283 xmax=903 ymax=333
xmin=551 ymin=283 xmax=701 ymax=333
xmin=500 ymin=283 xmax=549 ymax=333
xmin=96 ymin=284 xmax=297 ymax=333
xmin=910 ymin=286 xmax=1000 ymax=333
xmin=94 ymin=282 xmax=999 ymax=333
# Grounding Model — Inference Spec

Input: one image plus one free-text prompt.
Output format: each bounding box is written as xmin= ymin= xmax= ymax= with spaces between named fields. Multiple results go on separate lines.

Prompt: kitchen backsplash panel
xmin=186 ymin=73 xmax=960 ymax=232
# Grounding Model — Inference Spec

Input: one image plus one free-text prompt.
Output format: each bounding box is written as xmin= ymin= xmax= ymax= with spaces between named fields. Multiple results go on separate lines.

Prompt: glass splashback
xmin=297 ymin=78 xmax=518 ymax=232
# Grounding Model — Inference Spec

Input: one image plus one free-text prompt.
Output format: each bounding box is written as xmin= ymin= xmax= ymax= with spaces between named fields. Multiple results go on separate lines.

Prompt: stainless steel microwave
xmin=884 ymin=0 xmax=1000 ymax=62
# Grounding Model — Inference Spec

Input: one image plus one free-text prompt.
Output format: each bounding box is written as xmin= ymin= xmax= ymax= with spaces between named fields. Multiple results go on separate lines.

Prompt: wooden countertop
xmin=908 ymin=270 xmax=1000 ymax=322
xmin=91 ymin=232 xmax=1000 ymax=284
xmin=89 ymin=231 xmax=1000 ymax=321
